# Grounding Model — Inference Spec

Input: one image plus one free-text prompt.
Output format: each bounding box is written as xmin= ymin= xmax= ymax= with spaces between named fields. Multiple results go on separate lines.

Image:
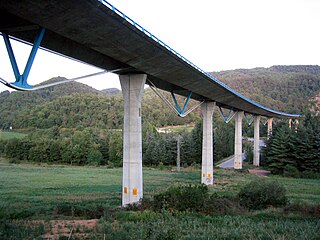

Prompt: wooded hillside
xmin=209 ymin=65 xmax=320 ymax=113
xmin=1 ymin=65 xmax=319 ymax=131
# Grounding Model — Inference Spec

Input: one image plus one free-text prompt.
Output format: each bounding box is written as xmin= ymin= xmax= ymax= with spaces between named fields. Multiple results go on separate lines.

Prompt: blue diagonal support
xmin=171 ymin=92 xmax=182 ymax=113
xmin=2 ymin=33 xmax=20 ymax=80
xmin=171 ymin=91 xmax=193 ymax=116
xmin=2 ymin=27 xmax=45 ymax=90
xmin=219 ymin=106 xmax=235 ymax=123
xmin=244 ymin=112 xmax=254 ymax=126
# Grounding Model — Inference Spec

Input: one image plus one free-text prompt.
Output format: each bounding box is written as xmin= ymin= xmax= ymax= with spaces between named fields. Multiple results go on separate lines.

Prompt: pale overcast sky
xmin=0 ymin=0 xmax=319 ymax=92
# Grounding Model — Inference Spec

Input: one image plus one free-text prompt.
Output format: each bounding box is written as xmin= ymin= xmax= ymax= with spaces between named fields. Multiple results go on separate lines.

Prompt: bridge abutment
xmin=201 ymin=101 xmax=216 ymax=185
xmin=234 ymin=111 xmax=244 ymax=169
xmin=253 ymin=115 xmax=261 ymax=166
xmin=120 ymin=74 xmax=146 ymax=206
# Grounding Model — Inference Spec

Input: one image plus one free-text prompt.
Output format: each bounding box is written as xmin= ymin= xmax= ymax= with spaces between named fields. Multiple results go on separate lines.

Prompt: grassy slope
xmin=0 ymin=163 xmax=319 ymax=239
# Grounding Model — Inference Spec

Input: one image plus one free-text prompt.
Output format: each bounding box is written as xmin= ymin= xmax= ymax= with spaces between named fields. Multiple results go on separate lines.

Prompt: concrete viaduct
xmin=0 ymin=0 xmax=300 ymax=205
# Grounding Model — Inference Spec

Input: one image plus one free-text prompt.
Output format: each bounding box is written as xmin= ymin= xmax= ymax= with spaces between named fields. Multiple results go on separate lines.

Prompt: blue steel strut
xmin=2 ymin=27 xmax=45 ymax=90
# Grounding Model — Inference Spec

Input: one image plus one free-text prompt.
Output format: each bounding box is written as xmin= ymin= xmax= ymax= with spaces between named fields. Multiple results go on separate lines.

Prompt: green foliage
xmin=284 ymin=201 xmax=320 ymax=217
xmin=263 ymin=113 xmax=320 ymax=177
xmin=87 ymin=149 xmax=103 ymax=166
xmin=238 ymin=178 xmax=288 ymax=210
xmin=153 ymin=184 xmax=209 ymax=212
xmin=210 ymin=65 xmax=320 ymax=113
xmin=0 ymin=220 xmax=45 ymax=240
xmin=214 ymin=118 xmax=235 ymax=161
xmin=0 ymin=131 xmax=27 ymax=140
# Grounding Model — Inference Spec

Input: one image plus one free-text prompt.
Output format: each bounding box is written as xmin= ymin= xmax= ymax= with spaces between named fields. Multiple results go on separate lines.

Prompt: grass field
xmin=0 ymin=161 xmax=319 ymax=239
xmin=0 ymin=131 xmax=27 ymax=140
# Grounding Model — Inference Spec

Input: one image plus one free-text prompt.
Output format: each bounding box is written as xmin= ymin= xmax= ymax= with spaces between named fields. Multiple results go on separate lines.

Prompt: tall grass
xmin=0 ymin=162 xmax=319 ymax=239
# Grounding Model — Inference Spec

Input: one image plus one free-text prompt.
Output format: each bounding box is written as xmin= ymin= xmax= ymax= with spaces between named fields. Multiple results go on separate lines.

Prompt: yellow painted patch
xmin=124 ymin=187 xmax=127 ymax=194
xmin=202 ymin=173 xmax=205 ymax=177
xmin=133 ymin=188 xmax=138 ymax=196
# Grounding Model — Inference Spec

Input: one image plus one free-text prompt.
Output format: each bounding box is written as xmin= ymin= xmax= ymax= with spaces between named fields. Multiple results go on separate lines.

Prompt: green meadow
xmin=0 ymin=161 xmax=319 ymax=239
xmin=0 ymin=131 xmax=27 ymax=140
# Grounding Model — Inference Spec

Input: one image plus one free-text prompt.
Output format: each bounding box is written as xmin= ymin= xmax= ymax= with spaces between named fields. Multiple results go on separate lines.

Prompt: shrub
xmin=204 ymin=194 xmax=244 ymax=215
xmin=153 ymin=184 xmax=208 ymax=212
xmin=238 ymin=178 xmax=287 ymax=210
xmin=283 ymin=165 xmax=300 ymax=178
xmin=284 ymin=202 xmax=320 ymax=216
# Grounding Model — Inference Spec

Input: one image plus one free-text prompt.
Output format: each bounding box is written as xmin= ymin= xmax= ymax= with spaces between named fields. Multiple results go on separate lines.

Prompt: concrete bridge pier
xmin=120 ymin=74 xmax=146 ymax=206
xmin=253 ymin=115 xmax=261 ymax=166
xmin=201 ymin=101 xmax=216 ymax=185
xmin=267 ymin=117 xmax=273 ymax=139
xmin=234 ymin=111 xmax=244 ymax=169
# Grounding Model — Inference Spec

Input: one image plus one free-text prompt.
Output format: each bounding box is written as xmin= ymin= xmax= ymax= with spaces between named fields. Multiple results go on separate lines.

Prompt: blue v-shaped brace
xmin=218 ymin=106 xmax=235 ymax=123
xmin=2 ymin=27 xmax=45 ymax=90
xmin=244 ymin=112 xmax=254 ymax=126
xmin=171 ymin=91 xmax=192 ymax=116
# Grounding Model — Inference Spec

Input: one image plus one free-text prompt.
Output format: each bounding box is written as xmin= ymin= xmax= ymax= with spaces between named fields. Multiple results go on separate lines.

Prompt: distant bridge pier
xmin=120 ymin=74 xmax=146 ymax=206
xmin=201 ymin=101 xmax=216 ymax=185
xmin=267 ymin=117 xmax=273 ymax=139
xmin=253 ymin=115 xmax=261 ymax=166
xmin=234 ymin=111 xmax=244 ymax=169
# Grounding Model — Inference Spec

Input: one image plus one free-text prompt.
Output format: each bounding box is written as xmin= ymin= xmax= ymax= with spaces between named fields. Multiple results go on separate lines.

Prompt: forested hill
xmin=0 ymin=77 xmax=198 ymax=129
xmin=209 ymin=65 xmax=320 ymax=113
xmin=1 ymin=65 xmax=320 ymax=130
xmin=0 ymin=77 xmax=104 ymax=129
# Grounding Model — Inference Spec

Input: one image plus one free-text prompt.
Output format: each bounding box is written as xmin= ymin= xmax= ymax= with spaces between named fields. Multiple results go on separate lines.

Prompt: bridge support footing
xmin=120 ymin=74 xmax=146 ymax=206
xmin=253 ymin=115 xmax=261 ymax=166
xmin=234 ymin=111 xmax=244 ymax=169
xmin=201 ymin=101 xmax=215 ymax=185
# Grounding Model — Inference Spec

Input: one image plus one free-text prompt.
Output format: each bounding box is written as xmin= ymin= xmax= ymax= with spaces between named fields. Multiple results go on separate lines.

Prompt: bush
xmin=284 ymin=202 xmax=320 ymax=216
xmin=238 ymin=178 xmax=288 ymax=210
xmin=204 ymin=194 xmax=244 ymax=214
xmin=283 ymin=165 xmax=300 ymax=178
xmin=153 ymin=184 xmax=208 ymax=212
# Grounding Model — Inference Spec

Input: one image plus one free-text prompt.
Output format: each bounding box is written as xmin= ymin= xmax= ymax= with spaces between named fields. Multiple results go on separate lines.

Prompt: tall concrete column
xmin=120 ymin=74 xmax=146 ymax=206
xmin=234 ymin=111 xmax=244 ymax=169
xmin=253 ymin=115 xmax=261 ymax=166
xmin=267 ymin=117 xmax=273 ymax=139
xmin=201 ymin=101 xmax=216 ymax=185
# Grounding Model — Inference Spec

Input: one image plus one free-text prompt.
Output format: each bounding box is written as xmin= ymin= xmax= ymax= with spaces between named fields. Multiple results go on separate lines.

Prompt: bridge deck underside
xmin=0 ymin=0 xmax=298 ymax=118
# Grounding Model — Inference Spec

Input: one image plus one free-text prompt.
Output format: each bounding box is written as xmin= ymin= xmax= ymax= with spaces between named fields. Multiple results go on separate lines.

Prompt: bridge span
xmin=0 ymin=0 xmax=300 ymax=205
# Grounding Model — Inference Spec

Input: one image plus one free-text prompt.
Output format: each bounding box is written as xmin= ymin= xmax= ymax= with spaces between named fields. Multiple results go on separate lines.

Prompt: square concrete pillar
xmin=253 ymin=115 xmax=261 ymax=166
xmin=234 ymin=111 xmax=244 ymax=169
xmin=267 ymin=117 xmax=273 ymax=139
xmin=120 ymin=74 xmax=146 ymax=206
xmin=201 ymin=101 xmax=216 ymax=185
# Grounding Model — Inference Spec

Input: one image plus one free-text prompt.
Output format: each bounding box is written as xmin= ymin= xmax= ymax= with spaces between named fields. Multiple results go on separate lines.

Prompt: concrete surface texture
xmin=234 ymin=111 xmax=244 ymax=169
xmin=201 ymin=101 xmax=216 ymax=185
xmin=120 ymin=74 xmax=146 ymax=206
xmin=253 ymin=115 xmax=261 ymax=166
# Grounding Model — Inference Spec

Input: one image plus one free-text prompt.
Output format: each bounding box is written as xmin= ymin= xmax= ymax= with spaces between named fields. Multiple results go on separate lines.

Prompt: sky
xmin=0 ymin=0 xmax=319 ymax=92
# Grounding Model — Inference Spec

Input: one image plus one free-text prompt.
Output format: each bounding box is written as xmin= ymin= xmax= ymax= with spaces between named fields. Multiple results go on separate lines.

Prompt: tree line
xmin=0 ymin=118 xmax=239 ymax=167
xmin=262 ymin=112 xmax=320 ymax=177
